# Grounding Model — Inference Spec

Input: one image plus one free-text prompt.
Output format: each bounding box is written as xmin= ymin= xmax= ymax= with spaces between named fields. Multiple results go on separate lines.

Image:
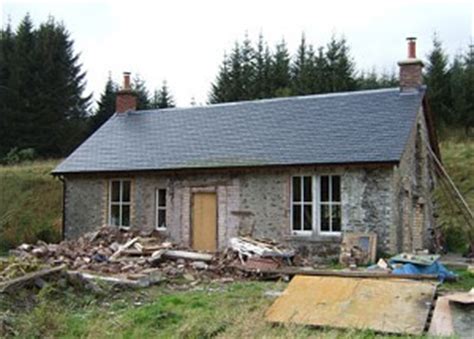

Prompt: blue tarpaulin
xmin=391 ymin=261 xmax=457 ymax=282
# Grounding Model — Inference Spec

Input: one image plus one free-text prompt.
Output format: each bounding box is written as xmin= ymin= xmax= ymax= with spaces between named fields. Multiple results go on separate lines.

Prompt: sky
xmin=1 ymin=0 xmax=473 ymax=107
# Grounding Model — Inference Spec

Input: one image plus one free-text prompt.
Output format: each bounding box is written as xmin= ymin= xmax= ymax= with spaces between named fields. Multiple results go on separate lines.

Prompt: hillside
xmin=0 ymin=160 xmax=62 ymax=251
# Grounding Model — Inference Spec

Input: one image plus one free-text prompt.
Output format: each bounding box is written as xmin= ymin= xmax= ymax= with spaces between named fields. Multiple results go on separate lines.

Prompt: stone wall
xmin=391 ymin=107 xmax=436 ymax=253
xmin=64 ymin=164 xmax=396 ymax=260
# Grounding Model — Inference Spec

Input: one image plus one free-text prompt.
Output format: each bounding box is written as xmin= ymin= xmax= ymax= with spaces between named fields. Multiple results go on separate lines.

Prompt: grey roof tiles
xmin=53 ymin=87 xmax=425 ymax=174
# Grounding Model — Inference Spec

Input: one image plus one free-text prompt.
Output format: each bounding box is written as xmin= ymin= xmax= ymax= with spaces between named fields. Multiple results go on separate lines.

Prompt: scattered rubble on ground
xmin=1 ymin=227 xmax=297 ymax=292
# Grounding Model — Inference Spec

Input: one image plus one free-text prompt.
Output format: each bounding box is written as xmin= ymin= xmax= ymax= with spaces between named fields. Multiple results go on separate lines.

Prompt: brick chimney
xmin=398 ymin=37 xmax=424 ymax=91
xmin=116 ymin=72 xmax=137 ymax=113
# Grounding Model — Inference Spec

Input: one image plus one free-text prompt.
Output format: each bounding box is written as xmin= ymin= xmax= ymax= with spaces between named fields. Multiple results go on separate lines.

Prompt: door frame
xmin=190 ymin=187 xmax=218 ymax=251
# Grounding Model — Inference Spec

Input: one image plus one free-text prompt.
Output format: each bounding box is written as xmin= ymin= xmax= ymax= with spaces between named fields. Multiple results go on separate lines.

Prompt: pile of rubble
xmin=1 ymin=227 xmax=296 ymax=291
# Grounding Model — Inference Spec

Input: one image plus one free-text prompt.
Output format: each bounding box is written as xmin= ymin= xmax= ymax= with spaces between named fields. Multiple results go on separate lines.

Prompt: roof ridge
xmin=132 ymin=87 xmax=404 ymax=115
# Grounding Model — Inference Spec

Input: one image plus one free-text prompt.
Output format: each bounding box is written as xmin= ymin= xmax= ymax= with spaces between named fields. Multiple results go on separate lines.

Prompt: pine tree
xmin=240 ymin=33 xmax=255 ymax=99
xmin=252 ymin=33 xmax=271 ymax=99
xmin=132 ymin=75 xmax=151 ymax=110
xmin=325 ymin=36 xmax=356 ymax=92
xmin=271 ymin=39 xmax=291 ymax=97
xmin=90 ymin=74 xmax=117 ymax=133
xmin=291 ymin=33 xmax=315 ymax=95
xmin=314 ymin=46 xmax=328 ymax=93
xmin=449 ymin=55 xmax=466 ymax=128
xmin=424 ymin=35 xmax=452 ymax=127
xmin=152 ymin=80 xmax=175 ymax=108
xmin=0 ymin=22 xmax=16 ymax=156
xmin=461 ymin=45 xmax=474 ymax=134
xmin=228 ymin=42 xmax=244 ymax=101
xmin=209 ymin=52 xmax=232 ymax=103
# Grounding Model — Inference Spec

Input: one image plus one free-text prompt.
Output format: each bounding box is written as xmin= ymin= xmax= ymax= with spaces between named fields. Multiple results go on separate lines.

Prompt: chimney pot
xmin=123 ymin=72 xmax=131 ymax=91
xmin=116 ymin=71 xmax=137 ymax=113
xmin=407 ymin=37 xmax=417 ymax=59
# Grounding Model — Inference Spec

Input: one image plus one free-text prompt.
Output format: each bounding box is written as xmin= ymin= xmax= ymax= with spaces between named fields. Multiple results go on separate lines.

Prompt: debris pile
xmin=3 ymin=228 xmax=297 ymax=291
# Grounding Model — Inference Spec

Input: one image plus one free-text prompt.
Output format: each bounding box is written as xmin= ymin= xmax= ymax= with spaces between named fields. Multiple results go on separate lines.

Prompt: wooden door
xmin=192 ymin=192 xmax=217 ymax=251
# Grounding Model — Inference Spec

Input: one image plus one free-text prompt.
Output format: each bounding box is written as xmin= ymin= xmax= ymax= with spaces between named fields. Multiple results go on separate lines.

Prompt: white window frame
xmin=290 ymin=176 xmax=314 ymax=236
xmin=155 ymin=188 xmax=167 ymax=231
xmin=109 ymin=179 xmax=131 ymax=229
xmin=290 ymin=175 xmax=342 ymax=236
xmin=319 ymin=175 xmax=342 ymax=235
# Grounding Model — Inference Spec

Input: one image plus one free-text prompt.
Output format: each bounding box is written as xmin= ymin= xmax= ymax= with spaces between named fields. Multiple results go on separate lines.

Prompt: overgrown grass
xmin=0 ymin=160 xmax=62 ymax=251
xmin=435 ymin=139 xmax=474 ymax=253
xmin=2 ymin=280 xmax=426 ymax=339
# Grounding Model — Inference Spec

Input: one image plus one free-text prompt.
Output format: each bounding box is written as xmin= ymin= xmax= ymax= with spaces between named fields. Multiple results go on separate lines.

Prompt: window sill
xmin=155 ymin=228 xmax=167 ymax=232
xmin=285 ymin=233 xmax=342 ymax=243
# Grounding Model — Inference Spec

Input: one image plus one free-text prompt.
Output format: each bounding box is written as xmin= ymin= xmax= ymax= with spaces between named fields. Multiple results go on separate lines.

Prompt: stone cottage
xmin=53 ymin=38 xmax=440 ymax=258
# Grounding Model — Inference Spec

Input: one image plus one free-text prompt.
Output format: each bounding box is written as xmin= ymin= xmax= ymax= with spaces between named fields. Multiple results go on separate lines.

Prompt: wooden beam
xmin=0 ymin=265 xmax=66 ymax=293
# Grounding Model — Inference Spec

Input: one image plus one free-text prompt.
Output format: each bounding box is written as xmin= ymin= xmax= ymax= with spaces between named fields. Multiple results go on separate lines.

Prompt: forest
xmin=0 ymin=14 xmax=473 ymax=163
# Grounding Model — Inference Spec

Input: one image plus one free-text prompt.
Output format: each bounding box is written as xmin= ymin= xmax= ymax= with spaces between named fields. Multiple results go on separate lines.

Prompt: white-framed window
xmin=109 ymin=179 xmax=131 ymax=228
xmin=155 ymin=188 xmax=167 ymax=230
xmin=291 ymin=175 xmax=341 ymax=235
xmin=291 ymin=176 xmax=313 ymax=234
xmin=319 ymin=175 xmax=341 ymax=234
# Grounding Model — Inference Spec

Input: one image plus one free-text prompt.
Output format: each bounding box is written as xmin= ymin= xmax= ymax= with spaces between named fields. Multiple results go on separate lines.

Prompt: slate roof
xmin=53 ymin=87 xmax=425 ymax=174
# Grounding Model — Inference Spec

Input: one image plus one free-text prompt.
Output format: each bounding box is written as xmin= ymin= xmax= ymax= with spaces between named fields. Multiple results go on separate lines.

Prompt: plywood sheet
xmin=266 ymin=275 xmax=437 ymax=335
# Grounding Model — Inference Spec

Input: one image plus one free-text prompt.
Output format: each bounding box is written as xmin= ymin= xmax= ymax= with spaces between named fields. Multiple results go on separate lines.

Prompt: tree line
xmin=0 ymin=14 xmax=175 ymax=161
xmin=1 ymin=14 xmax=472 ymax=161
xmin=209 ymin=34 xmax=398 ymax=103
xmin=210 ymin=33 xmax=474 ymax=133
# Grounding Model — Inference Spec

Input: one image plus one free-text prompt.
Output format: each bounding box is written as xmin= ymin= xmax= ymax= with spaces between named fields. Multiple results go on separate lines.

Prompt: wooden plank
xmin=67 ymin=270 xmax=165 ymax=288
xmin=428 ymin=296 xmax=454 ymax=336
xmin=266 ymin=275 xmax=437 ymax=335
xmin=163 ymin=250 xmax=214 ymax=262
xmin=109 ymin=237 xmax=139 ymax=261
xmin=0 ymin=265 xmax=66 ymax=293
xmin=235 ymin=265 xmax=440 ymax=280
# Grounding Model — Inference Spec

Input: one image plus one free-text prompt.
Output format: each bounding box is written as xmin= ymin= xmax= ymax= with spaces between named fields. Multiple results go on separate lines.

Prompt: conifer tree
xmin=325 ymin=36 xmax=356 ymax=92
xmin=291 ymin=34 xmax=315 ymax=95
xmin=152 ymin=80 xmax=175 ymax=108
xmin=314 ymin=46 xmax=329 ymax=93
xmin=424 ymin=35 xmax=451 ymax=126
xmin=461 ymin=45 xmax=474 ymax=134
xmin=271 ymin=39 xmax=292 ymax=97
xmin=209 ymin=52 xmax=232 ymax=103
xmin=240 ymin=33 xmax=255 ymax=99
xmin=132 ymin=75 xmax=151 ymax=110
xmin=252 ymin=33 xmax=272 ymax=99
xmin=90 ymin=74 xmax=117 ymax=133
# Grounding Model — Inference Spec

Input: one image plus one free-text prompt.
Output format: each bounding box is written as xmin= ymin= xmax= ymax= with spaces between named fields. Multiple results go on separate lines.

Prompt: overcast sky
xmin=1 ymin=0 xmax=473 ymax=107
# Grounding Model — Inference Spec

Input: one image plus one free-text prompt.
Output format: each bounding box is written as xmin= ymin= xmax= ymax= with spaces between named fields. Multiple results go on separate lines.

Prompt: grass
xmin=3 ymin=269 xmax=473 ymax=339
xmin=435 ymin=139 xmax=474 ymax=252
xmin=0 ymin=160 xmax=62 ymax=251
xmin=0 ymin=280 xmax=433 ymax=339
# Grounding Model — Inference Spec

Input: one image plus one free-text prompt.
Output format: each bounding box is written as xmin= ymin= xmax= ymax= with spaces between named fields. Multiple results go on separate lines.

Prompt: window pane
xmin=111 ymin=181 xmax=120 ymax=202
xmin=332 ymin=176 xmax=341 ymax=202
xmin=158 ymin=189 xmax=166 ymax=207
xmin=292 ymin=177 xmax=301 ymax=202
xmin=111 ymin=205 xmax=120 ymax=226
xmin=122 ymin=205 xmax=130 ymax=227
xmin=292 ymin=205 xmax=301 ymax=231
xmin=321 ymin=176 xmax=329 ymax=202
xmin=158 ymin=209 xmax=166 ymax=228
xmin=303 ymin=205 xmax=312 ymax=230
xmin=122 ymin=181 xmax=131 ymax=202
xmin=303 ymin=176 xmax=312 ymax=202
xmin=332 ymin=205 xmax=341 ymax=232
xmin=321 ymin=205 xmax=330 ymax=231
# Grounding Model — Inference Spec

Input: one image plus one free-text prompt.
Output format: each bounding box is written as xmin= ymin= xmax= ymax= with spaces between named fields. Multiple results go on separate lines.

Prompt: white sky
xmin=1 ymin=0 xmax=473 ymax=107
